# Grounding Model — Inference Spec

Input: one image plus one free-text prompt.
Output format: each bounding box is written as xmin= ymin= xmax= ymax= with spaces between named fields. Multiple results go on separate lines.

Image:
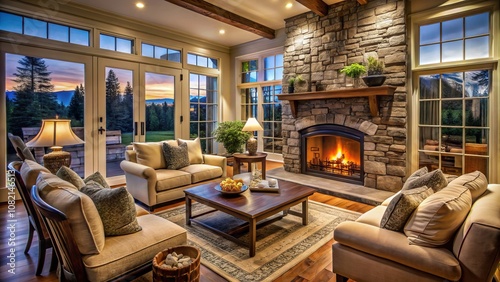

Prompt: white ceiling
xmin=71 ymin=0 xmax=343 ymax=47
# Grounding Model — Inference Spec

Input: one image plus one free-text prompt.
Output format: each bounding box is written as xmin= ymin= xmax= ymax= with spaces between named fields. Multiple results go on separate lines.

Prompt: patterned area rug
xmin=155 ymin=201 xmax=360 ymax=281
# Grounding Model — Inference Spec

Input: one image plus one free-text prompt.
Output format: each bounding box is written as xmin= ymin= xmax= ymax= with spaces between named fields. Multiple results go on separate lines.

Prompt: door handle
xmin=141 ymin=122 xmax=144 ymax=136
xmin=134 ymin=122 xmax=138 ymax=136
xmin=98 ymin=126 xmax=106 ymax=135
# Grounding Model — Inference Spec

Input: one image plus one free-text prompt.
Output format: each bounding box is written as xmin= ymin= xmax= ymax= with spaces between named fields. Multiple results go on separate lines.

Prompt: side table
xmin=232 ymin=153 xmax=267 ymax=179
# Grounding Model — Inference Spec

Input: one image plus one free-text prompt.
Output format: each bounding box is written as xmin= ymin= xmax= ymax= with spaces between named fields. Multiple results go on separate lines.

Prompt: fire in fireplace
xmin=300 ymin=124 xmax=364 ymax=184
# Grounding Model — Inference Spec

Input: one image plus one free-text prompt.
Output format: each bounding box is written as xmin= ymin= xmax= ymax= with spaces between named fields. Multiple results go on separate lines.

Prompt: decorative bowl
xmin=214 ymin=184 xmax=248 ymax=195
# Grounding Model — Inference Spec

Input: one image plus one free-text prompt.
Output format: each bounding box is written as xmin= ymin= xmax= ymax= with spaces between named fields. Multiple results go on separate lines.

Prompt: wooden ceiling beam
xmin=295 ymin=0 xmax=329 ymax=17
xmin=163 ymin=0 xmax=275 ymax=39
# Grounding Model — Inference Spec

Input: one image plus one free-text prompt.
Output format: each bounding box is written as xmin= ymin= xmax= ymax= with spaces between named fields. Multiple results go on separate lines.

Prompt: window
xmin=100 ymin=34 xmax=133 ymax=54
xmin=141 ymin=43 xmax=181 ymax=62
xmin=187 ymin=53 xmax=218 ymax=69
xmin=412 ymin=6 xmax=496 ymax=179
xmin=419 ymin=12 xmax=490 ymax=65
xmin=418 ymin=71 xmax=490 ymax=177
xmin=0 ymin=11 xmax=90 ymax=46
xmin=238 ymin=52 xmax=283 ymax=156
xmin=189 ymin=73 xmax=218 ymax=153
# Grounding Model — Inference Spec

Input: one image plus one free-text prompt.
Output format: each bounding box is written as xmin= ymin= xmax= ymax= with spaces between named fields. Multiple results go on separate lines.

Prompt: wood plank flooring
xmin=0 ymin=161 xmax=372 ymax=282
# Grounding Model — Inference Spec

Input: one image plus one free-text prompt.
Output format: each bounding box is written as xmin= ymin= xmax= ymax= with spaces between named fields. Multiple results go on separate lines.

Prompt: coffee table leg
xmin=186 ymin=196 xmax=192 ymax=225
xmin=249 ymin=219 xmax=256 ymax=257
xmin=302 ymin=200 xmax=309 ymax=225
xmin=234 ymin=159 xmax=241 ymax=175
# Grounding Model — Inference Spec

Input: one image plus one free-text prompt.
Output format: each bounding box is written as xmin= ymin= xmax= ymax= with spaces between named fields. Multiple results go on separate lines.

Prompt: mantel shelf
xmin=277 ymin=85 xmax=396 ymax=117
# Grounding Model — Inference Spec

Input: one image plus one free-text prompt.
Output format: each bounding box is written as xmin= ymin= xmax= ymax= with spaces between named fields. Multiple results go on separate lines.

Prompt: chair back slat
xmin=31 ymin=185 xmax=88 ymax=281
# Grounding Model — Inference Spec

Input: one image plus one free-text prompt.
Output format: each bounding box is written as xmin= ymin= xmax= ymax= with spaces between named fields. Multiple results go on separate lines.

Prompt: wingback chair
xmin=8 ymin=161 xmax=56 ymax=275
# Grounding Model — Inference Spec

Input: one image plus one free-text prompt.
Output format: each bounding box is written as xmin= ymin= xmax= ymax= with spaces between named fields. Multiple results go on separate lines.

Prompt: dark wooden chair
xmin=30 ymin=185 xmax=152 ymax=282
xmin=8 ymin=161 xmax=57 ymax=275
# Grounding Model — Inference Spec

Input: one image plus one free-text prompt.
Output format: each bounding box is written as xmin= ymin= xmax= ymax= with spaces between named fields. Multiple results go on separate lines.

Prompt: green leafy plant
xmin=212 ymin=121 xmax=251 ymax=155
xmin=366 ymin=56 xmax=384 ymax=76
xmin=288 ymin=75 xmax=304 ymax=86
xmin=340 ymin=63 xmax=366 ymax=78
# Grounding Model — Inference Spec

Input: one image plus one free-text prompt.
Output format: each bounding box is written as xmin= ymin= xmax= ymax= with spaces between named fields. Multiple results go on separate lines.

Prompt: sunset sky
xmin=6 ymin=54 xmax=175 ymax=100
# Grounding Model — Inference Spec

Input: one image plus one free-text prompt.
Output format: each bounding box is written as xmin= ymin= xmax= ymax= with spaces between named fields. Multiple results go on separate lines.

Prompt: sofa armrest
xmin=334 ymin=221 xmax=460 ymax=280
xmin=203 ymin=154 xmax=227 ymax=178
xmin=120 ymin=160 xmax=158 ymax=208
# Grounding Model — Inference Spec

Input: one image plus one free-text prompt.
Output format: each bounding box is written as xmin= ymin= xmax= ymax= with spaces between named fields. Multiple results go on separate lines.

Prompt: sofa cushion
xmin=36 ymin=172 xmax=105 ymax=254
xmin=162 ymin=142 xmax=190 ymax=169
xmin=82 ymin=214 xmax=187 ymax=281
xmin=134 ymin=142 xmax=169 ymax=169
xmin=20 ymin=160 xmax=51 ymax=189
xmin=402 ymin=168 xmax=447 ymax=192
xmin=404 ymin=184 xmax=472 ymax=247
xmin=178 ymin=137 xmax=204 ymax=164
xmin=155 ymin=169 xmax=192 ymax=192
xmin=179 ymin=164 xmax=224 ymax=183
xmin=81 ymin=181 xmax=142 ymax=236
xmin=380 ymin=186 xmax=434 ymax=232
xmin=355 ymin=205 xmax=386 ymax=227
xmin=448 ymin=170 xmax=487 ymax=202
xmin=57 ymin=166 xmax=86 ymax=189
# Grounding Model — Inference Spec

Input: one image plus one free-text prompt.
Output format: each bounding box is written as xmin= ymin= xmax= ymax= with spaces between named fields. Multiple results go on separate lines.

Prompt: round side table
xmin=232 ymin=153 xmax=267 ymax=179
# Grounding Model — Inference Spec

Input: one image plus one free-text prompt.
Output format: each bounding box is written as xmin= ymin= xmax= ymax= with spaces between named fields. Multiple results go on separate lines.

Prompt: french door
xmin=97 ymin=59 xmax=182 ymax=181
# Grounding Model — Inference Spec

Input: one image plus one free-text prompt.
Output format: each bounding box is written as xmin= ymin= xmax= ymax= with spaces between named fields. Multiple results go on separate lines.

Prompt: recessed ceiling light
xmin=136 ymin=2 xmax=145 ymax=8
xmin=286 ymin=2 xmax=293 ymax=9
xmin=219 ymin=29 xmax=225 ymax=35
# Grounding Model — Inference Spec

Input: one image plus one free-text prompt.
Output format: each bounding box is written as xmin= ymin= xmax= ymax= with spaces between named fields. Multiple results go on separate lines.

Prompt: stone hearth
xmin=281 ymin=0 xmax=407 ymax=192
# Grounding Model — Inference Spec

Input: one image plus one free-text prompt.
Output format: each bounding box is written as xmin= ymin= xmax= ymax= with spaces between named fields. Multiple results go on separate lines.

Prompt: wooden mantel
xmin=277 ymin=85 xmax=396 ymax=117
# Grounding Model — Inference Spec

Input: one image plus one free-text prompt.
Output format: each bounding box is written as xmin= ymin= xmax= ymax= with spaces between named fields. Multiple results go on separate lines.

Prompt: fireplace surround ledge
xmin=278 ymin=85 xmax=397 ymax=117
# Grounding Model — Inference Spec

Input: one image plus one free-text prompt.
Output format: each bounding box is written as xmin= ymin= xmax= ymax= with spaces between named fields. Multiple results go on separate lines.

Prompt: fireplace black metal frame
xmin=300 ymin=124 xmax=364 ymax=185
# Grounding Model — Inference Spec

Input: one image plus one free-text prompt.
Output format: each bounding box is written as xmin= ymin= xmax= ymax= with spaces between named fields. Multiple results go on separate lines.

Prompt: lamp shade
xmin=242 ymin=117 xmax=263 ymax=132
xmin=26 ymin=119 xmax=84 ymax=148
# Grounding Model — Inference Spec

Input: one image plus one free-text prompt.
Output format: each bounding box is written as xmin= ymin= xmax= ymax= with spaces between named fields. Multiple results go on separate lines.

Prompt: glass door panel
xmin=5 ymin=53 xmax=87 ymax=176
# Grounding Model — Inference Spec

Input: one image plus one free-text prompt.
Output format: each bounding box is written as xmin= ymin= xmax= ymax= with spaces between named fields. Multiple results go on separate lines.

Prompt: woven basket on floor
xmin=152 ymin=245 xmax=200 ymax=282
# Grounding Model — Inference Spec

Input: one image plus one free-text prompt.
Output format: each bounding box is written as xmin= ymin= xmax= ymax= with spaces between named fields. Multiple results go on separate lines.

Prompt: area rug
xmin=155 ymin=201 xmax=360 ymax=281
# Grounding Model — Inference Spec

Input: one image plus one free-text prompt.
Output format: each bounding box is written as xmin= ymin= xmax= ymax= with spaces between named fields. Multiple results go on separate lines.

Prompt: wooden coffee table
xmin=184 ymin=180 xmax=315 ymax=257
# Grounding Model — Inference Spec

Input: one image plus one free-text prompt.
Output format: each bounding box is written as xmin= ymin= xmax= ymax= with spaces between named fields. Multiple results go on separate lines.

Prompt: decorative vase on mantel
xmin=362 ymin=56 xmax=386 ymax=87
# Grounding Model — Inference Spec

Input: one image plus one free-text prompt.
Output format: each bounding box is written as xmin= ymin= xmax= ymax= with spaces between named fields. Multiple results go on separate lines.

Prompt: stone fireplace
xmin=280 ymin=0 xmax=407 ymax=192
xmin=301 ymin=124 xmax=364 ymax=184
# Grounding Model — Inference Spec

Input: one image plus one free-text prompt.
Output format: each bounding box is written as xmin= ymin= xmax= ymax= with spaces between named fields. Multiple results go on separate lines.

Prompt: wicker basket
xmin=152 ymin=245 xmax=200 ymax=282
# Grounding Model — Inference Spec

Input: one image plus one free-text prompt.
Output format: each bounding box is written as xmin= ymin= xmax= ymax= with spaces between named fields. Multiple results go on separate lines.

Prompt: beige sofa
xmin=120 ymin=139 xmax=227 ymax=210
xmin=332 ymin=170 xmax=500 ymax=282
xmin=20 ymin=160 xmax=187 ymax=281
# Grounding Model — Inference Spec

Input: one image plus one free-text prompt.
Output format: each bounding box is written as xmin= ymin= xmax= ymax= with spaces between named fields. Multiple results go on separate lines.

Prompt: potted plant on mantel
xmin=340 ymin=63 xmax=366 ymax=88
xmin=362 ymin=56 xmax=386 ymax=87
xmin=212 ymin=120 xmax=251 ymax=156
xmin=287 ymin=75 xmax=304 ymax=93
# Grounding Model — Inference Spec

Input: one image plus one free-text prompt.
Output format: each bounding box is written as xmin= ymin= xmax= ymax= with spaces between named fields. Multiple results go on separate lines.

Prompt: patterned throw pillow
xmin=162 ymin=142 xmax=190 ymax=169
xmin=56 ymin=166 xmax=85 ymax=189
xmin=402 ymin=169 xmax=447 ymax=192
xmin=84 ymin=171 xmax=110 ymax=188
xmin=380 ymin=186 xmax=434 ymax=231
xmin=80 ymin=181 xmax=142 ymax=236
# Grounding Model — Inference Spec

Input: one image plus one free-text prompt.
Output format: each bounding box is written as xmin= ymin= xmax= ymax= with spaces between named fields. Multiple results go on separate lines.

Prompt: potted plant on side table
xmin=340 ymin=63 xmax=366 ymax=88
xmin=212 ymin=121 xmax=251 ymax=156
xmin=362 ymin=56 xmax=386 ymax=87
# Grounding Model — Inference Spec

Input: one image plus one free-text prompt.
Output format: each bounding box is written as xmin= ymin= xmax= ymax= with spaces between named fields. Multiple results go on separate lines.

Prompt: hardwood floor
xmin=0 ymin=161 xmax=373 ymax=282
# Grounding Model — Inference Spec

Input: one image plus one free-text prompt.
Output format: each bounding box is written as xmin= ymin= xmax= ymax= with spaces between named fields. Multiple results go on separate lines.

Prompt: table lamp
xmin=26 ymin=118 xmax=84 ymax=173
xmin=242 ymin=117 xmax=263 ymax=156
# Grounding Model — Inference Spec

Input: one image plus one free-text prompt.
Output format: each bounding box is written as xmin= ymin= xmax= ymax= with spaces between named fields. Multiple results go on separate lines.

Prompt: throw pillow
xmin=133 ymin=142 xmax=168 ymax=169
xmin=162 ymin=142 xmax=190 ymax=169
xmin=402 ymin=169 xmax=447 ymax=192
xmin=177 ymin=137 xmax=204 ymax=164
xmin=80 ymin=181 xmax=142 ymax=236
xmin=380 ymin=186 xmax=434 ymax=231
xmin=84 ymin=171 xmax=110 ymax=188
xmin=447 ymin=170 xmax=488 ymax=202
xmin=21 ymin=147 xmax=36 ymax=162
xmin=56 ymin=166 xmax=86 ymax=189
xmin=404 ymin=184 xmax=472 ymax=247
